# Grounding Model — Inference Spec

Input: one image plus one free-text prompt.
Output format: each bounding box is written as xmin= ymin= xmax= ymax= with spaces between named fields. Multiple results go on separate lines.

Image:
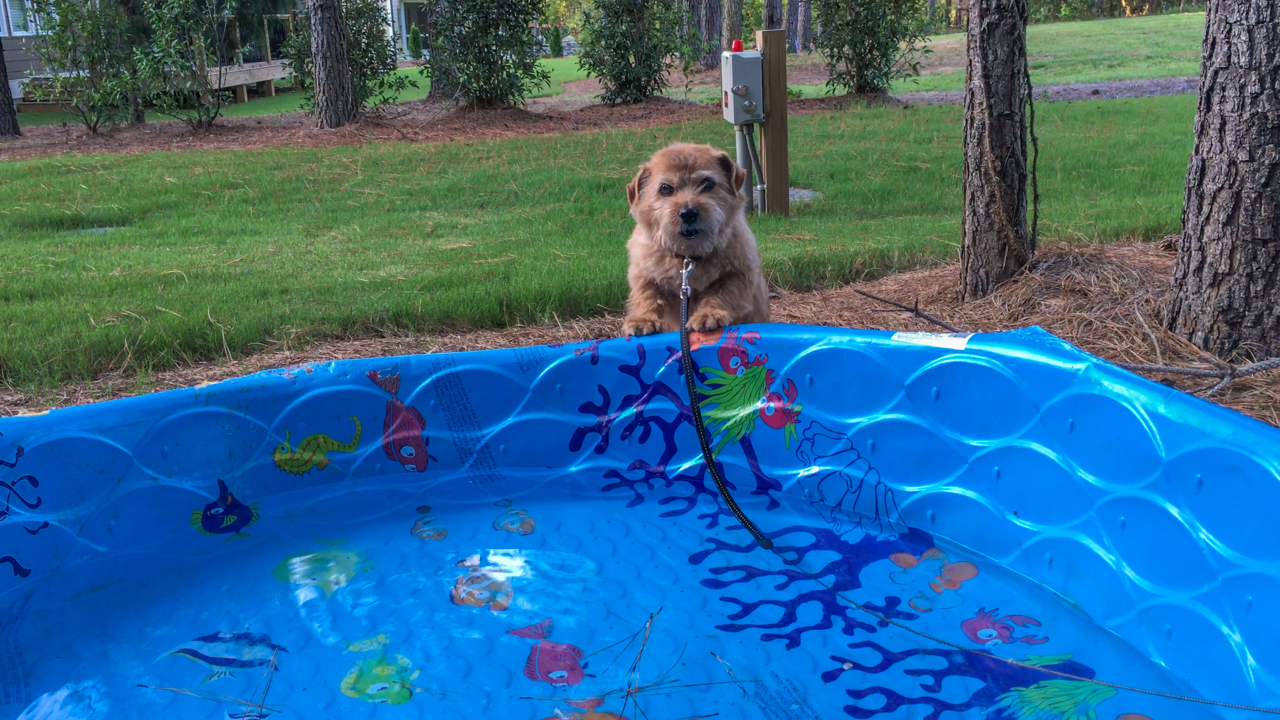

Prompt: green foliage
xmin=134 ymin=0 xmax=238 ymax=130
xmin=408 ymin=24 xmax=424 ymax=60
xmin=743 ymin=0 xmax=764 ymax=36
xmin=422 ymin=0 xmax=549 ymax=107
xmin=577 ymin=0 xmax=689 ymax=105
xmin=26 ymin=0 xmax=138 ymax=134
xmin=814 ymin=0 xmax=929 ymax=95
xmin=284 ymin=0 xmax=415 ymax=112
xmin=546 ymin=24 xmax=564 ymax=57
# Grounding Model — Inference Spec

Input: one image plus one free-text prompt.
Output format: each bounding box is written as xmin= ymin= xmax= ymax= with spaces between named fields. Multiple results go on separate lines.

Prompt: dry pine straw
xmin=4 ymin=241 xmax=1278 ymax=427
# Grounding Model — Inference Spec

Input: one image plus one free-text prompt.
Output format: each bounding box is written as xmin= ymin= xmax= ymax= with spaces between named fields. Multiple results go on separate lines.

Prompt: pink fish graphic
xmin=508 ymin=619 xmax=591 ymax=687
xmin=367 ymin=365 xmax=437 ymax=473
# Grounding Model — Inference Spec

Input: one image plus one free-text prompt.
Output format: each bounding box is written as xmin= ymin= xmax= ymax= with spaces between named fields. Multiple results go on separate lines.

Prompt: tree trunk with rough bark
xmin=702 ymin=0 xmax=723 ymax=67
xmin=765 ymin=0 xmax=783 ymax=29
xmin=960 ymin=0 xmax=1031 ymax=301
xmin=0 ymin=49 xmax=18 ymax=138
xmin=799 ymin=0 xmax=812 ymax=50
xmin=1165 ymin=0 xmax=1280 ymax=361
xmin=310 ymin=0 xmax=357 ymax=128
xmin=723 ymin=0 xmax=743 ymax=50
xmin=786 ymin=0 xmax=799 ymax=50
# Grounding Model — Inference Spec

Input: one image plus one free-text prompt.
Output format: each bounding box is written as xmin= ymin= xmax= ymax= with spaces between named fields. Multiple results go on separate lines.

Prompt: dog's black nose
xmin=679 ymin=207 xmax=700 ymax=224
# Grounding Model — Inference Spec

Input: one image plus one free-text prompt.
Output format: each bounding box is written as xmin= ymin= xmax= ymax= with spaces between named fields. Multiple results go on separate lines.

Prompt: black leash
xmin=678 ymin=258 xmax=774 ymax=550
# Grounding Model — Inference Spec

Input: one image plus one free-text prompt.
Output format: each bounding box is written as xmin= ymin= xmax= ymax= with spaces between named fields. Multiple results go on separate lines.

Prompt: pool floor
xmin=11 ymin=471 xmax=1214 ymax=720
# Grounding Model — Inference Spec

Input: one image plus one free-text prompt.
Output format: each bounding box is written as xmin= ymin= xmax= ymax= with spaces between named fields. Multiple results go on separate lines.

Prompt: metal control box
xmin=721 ymin=50 xmax=764 ymax=125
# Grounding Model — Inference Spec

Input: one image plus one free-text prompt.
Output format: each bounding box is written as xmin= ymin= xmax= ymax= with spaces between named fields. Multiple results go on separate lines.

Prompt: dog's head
xmin=626 ymin=143 xmax=748 ymax=258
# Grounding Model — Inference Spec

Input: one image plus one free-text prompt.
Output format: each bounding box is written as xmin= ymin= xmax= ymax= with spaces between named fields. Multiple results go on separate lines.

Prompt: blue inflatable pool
xmin=2 ymin=324 xmax=1278 ymax=719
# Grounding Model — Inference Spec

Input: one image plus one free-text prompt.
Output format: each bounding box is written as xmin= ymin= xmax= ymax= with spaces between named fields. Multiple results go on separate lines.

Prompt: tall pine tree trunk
xmin=310 ymin=0 xmax=357 ymax=128
xmin=786 ymin=0 xmax=799 ymax=51
xmin=765 ymin=0 xmax=783 ymax=28
xmin=723 ymin=0 xmax=743 ymax=51
xmin=960 ymin=0 xmax=1031 ymax=301
xmin=1165 ymin=0 xmax=1280 ymax=361
xmin=0 ymin=48 xmax=18 ymax=138
xmin=799 ymin=0 xmax=812 ymax=50
xmin=702 ymin=0 xmax=723 ymax=68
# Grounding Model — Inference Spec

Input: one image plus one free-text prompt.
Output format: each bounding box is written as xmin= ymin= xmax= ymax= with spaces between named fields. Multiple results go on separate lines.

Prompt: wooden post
xmin=258 ymin=79 xmax=276 ymax=97
xmin=235 ymin=85 xmax=250 ymax=103
xmin=755 ymin=28 xmax=789 ymax=216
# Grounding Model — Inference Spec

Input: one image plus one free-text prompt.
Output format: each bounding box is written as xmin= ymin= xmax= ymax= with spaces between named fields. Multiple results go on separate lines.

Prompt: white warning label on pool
xmin=890 ymin=331 xmax=973 ymax=350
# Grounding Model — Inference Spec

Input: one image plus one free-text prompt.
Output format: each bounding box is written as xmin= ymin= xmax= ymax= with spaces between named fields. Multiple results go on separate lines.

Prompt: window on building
xmin=7 ymin=0 xmax=33 ymax=34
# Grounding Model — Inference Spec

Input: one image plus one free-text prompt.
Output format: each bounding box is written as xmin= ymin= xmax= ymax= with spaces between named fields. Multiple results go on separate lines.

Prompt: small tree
xmin=408 ymin=24 xmax=424 ymax=60
xmin=813 ymin=0 xmax=928 ymax=95
xmin=424 ymin=0 xmax=549 ymax=107
xmin=27 ymin=0 xmax=138 ymax=134
xmin=546 ymin=24 xmax=564 ymax=57
xmin=578 ymin=0 xmax=687 ymax=105
xmin=284 ymin=0 xmax=414 ymax=116
xmin=135 ymin=0 xmax=239 ymax=131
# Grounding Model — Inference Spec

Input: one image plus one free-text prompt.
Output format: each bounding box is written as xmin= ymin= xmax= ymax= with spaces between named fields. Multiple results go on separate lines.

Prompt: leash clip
xmin=680 ymin=257 xmax=695 ymax=299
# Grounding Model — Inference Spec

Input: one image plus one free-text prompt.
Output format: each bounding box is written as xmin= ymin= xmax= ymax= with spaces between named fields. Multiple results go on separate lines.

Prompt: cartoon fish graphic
xmin=163 ymin=631 xmax=286 ymax=683
xmin=272 ymin=416 xmax=362 ymax=475
xmin=411 ymin=505 xmax=447 ymax=541
xmin=509 ymin=618 xmax=590 ymax=687
xmin=961 ymin=607 xmax=1049 ymax=647
xmin=272 ymin=547 xmax=370 ymax=597
xmin=450 ymin=556 xmax=514 ymax=612
xmin=539 ymin=698 xmax=631 ymax=720
xmin=367 ymin=365 xmax=437 ymax=473
xmin=346 ymin=634 xmax=389 ymax=652
xmin=340 ymin=654 xmax=419 ymax=705
xmin=493 ymin=499 xmax=535 ymax=536
xmin=189 ymin=480 xmax=260 ymax=540
xmin=888 ymin=547 xmax=979 ymax=613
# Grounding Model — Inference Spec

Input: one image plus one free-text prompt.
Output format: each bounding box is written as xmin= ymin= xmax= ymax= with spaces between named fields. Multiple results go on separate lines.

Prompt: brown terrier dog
xmin=621 ymin=143 xmax=770 ymax=336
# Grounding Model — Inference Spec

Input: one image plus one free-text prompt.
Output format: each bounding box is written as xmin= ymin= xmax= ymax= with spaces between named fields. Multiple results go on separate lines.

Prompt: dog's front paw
xmin=687 ymin=306 xmax=731 ymax=333
xmin=623 ymin=315 xmax=664 ymax=337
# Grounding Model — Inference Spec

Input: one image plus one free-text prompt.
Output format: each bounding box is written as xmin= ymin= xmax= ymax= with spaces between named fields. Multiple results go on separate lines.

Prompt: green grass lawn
xmin=15 ymin=57 xmax=590 ymax=128
xmin=893 ymin=12 xmax=1205 ymax=93
xmin=1 ymin=94 xmax=1194 ymax=390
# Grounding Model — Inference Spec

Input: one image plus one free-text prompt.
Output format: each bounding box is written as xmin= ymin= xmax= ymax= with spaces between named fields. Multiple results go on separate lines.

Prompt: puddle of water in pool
xmin=11 ymin=476 xmax=1218 ymax=720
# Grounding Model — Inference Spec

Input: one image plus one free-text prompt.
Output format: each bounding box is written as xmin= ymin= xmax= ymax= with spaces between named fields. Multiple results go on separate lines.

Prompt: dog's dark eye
xmin=700 ymin=179 xmax=716 ymax=193
xmin=659 ymin=183 xmax=674 ymax=196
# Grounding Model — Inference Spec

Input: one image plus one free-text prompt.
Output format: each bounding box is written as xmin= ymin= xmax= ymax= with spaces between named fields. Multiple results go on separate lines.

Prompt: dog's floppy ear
xmin=716 ymin=152 xmax=747 ymax=195
xmin=626 ymin=165 xmax=652 ymax=207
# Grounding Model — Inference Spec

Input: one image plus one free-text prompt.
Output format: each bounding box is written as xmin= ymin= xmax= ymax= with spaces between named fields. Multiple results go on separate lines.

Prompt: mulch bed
xmin=6 ymin=241 xmax=1277 ymax=427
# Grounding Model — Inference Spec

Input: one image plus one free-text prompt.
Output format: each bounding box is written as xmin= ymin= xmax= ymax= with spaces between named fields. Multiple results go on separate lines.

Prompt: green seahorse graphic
xmin=273 ymin=416 xmax=362 ymax=475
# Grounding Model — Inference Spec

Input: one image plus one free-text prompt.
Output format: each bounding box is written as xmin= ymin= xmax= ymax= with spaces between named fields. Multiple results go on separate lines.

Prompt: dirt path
xmin=897 ymin=76 xmax=1200 ymax=105
xmin=5 ymin=242 xmax=1277 ymax=426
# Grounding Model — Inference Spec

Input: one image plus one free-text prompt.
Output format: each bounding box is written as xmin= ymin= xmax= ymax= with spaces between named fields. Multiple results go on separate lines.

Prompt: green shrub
xmin=284 ymin=0 xmax=416 ymax=111
xmin=423 ymin=0 xmax=549 ymax=107
xmin=546 ymin=24 xmax=564 ymax=57
xmin=408 ymin=24 xmax=424 ymax=60
xmin=577 ymin=0 xmax=688 ymax=105
xmin=133 ymin=0 xmax=238 ymax=131
xmin=814 ymin=0 xmax=928 ymax=95
xmin=26 ymin=0 xmax=138 ymax=134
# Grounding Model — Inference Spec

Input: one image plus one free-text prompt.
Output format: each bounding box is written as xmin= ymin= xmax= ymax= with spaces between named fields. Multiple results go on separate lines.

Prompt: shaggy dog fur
xmin=621 ymin=143 xmax=770 ymax=336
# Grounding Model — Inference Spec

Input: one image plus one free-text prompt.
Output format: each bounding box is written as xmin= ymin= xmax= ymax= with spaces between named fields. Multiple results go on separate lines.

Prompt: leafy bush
xmin=134 ymin=0 xmax=239 ymax=130
xmin=546 ymin=24 xmax=564 ymax=57
xmin=577 ymin=0 xmax=689 ymax=105
xmin=814 ymin=0 xmax=928 ymax=95
xmin=26 ymin=0 xmax=139 ymax=134
xmin=408 ymin=24 xmax=424 ymax=60
xmin=284 ymin=0 xmax=415 ymax=112
xmin=423 ymin=0 xmax=549 ymax=107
